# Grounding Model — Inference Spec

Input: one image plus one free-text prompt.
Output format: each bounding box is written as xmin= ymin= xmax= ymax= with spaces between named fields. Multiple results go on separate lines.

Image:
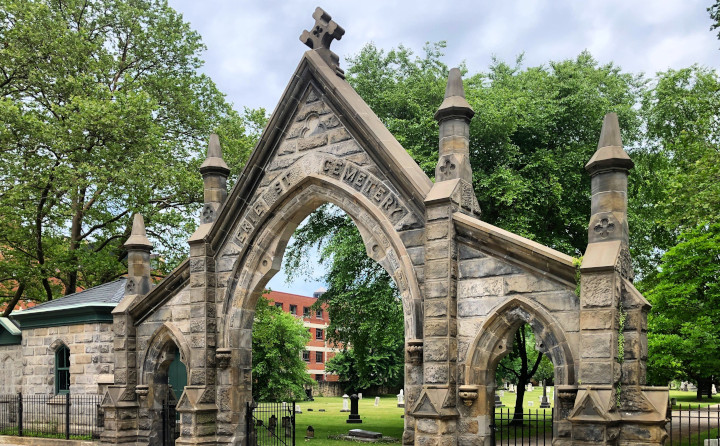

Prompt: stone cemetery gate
xmin=100 ymin=8 xmax=669 ymax=446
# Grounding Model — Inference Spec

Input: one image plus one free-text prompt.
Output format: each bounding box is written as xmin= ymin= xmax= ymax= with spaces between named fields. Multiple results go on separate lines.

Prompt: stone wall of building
xmin=21 ymin=323 xmax=114 ymax=395
xmin=0 ymin=344 xmax=23 ymax=394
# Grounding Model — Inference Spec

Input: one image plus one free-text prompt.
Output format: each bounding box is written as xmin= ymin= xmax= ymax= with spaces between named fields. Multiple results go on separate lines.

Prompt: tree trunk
xmin=512 ymin=382 xmax=527 ymax=424
xmin=2 ymin=283 xmax=25 ymax=317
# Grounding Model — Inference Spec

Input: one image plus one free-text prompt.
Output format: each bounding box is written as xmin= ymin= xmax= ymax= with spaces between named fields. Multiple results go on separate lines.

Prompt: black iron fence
xmin=246 ymin=401 xmax=295 ymax=446
xmin=492 ymin=408 xmax=554 ymax=446
xmin=668 ymin=405 xmax=720 ymax=446
xmin=161 ymin=399 xmax=178 ymax=446
xmin=0 ymin=393 xmax=103 ymax=439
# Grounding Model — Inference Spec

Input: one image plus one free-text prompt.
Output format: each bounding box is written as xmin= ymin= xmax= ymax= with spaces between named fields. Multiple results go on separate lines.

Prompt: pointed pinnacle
xmin=208 ymin=133 xmax=222 ymax=158
xmin=585 ymin=112 xmax=633 ymax=174
xmin=445 ymin=68 xmax=466 ymax=99
xmin=597 ymin=112 xmax=623 ymax=149
xmin=124 ymin=213 xmax=152 ymax=249
xmin=435 ymin=67 xmax=474 ymax=122
xmin=200 ymin=133 xmax=230 ymax=174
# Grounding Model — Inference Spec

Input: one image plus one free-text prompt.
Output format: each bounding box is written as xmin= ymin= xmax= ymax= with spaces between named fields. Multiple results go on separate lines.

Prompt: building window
xmin=289 ymin=305 xmax=297 ymax=315
xmin=55 ymin=345 xmax=70 ymax=394
xmin=315 ymin=351 xmax=323 ymax=363
xmin=316 ymin=309 xmax=323 ymax=319
xmin=316 ymin=329 xmax=323 ymax=340
xmin=303 ymin=307 xmax=311 ymax=318
xmin=316 ymin=374 xmax=324 ymax=382
xmin=274 ymin=302 xmax=283 ymax=310
xmin=302 ymin=350 xmax=310 ymax=362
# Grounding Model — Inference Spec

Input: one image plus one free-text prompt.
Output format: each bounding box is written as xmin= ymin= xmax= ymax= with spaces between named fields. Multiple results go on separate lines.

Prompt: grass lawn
xmin=293 ymin=395 xmax=404 ymax=446
xmin=670 ymin=389 xmax=720 ymax=409
xmin=497 ymin=386 xmax=554 ymax=410
xmin=287 ymin=389 xmax=554 ymax=446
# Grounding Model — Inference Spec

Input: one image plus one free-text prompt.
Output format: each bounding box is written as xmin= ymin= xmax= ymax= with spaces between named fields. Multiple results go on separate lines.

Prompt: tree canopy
xmin=252 ymin=296 xmax=314 ymax=402
xmin=284 ymin=206 xmax=405 ymax=392
xmin=0 ymin=0 xmax=261 ymax=310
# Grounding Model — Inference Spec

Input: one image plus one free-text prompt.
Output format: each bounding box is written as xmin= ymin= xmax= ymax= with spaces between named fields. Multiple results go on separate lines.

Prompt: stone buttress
xmin=101 ymin=214 xmax=152 ymax=444
xmin=569 ymin=113 xmax=667 ymax=445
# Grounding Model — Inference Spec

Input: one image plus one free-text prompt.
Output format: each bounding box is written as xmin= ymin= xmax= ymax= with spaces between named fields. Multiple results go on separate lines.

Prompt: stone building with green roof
xmin=0 ymin=278 xmax=125 ymax=395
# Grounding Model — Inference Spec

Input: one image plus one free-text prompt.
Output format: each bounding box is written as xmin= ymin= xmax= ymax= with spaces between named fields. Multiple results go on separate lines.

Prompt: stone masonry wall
xmin=455 ymin=241 xmax=580 ymax=446
xmin=0 ymin=344 xmax=22 ymax=394
xmin=21 ymin=323 xmax=114 ymax=395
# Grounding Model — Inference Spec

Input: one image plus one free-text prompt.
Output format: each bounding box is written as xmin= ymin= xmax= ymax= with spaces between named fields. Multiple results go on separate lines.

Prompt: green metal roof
xmin=12 ymin=279 xmax=125 ymax=329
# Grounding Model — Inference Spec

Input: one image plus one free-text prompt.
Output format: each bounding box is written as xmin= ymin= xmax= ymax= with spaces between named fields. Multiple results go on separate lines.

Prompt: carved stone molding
xmin=135 ymin=384 xmax=149 ymax=400
xmin=216 ymin=348 xmax=232 ymax=369
xmin=457 ymin=385 xmax=479 ymax=407
xmin=407 ymin=339 xmax=423 ymax=365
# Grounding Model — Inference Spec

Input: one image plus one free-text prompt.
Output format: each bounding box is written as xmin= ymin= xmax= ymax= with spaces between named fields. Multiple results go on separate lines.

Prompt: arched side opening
xmin=464 ymin=297 xmax=576 ymax=442
xmin=215 ymin=175 xmax=423 ymax=445
xmin=139 ymin=323 xmax=189 ymax=446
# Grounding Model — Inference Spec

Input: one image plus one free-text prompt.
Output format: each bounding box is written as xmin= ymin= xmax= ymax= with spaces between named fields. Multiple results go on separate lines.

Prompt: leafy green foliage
xmin=645 ymin=223 xmax=720 ymax=386
xmin=0 ymin=0 xmax=261 ymax=308
xmin=285 ymin=206 xmax=404 ymax=392
xmin=252 ymin=296 xmax=314 ymax=402
xmin=710 ymin=1 xmax=720 ymax=43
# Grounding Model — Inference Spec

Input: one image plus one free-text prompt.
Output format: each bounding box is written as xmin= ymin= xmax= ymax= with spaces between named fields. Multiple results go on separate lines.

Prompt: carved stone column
xmin=101 ymin=214 xmax=151 ymax=445
xmin=570 ymin=113 xmax=667 ymax=445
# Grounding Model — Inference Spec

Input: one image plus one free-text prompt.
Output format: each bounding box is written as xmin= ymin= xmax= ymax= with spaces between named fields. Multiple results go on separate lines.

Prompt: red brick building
xmin=264 ymin=288 xmax=340 ymax=382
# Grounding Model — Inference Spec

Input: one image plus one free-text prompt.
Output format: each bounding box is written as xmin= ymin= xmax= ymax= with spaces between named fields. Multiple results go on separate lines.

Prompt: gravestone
xmin=713 ymin=385 xmax=717 ymax=395
xmin=358 ymin=393 xmax=362 ymax=400
xmin=347 ymin=394 xmax=362 ymax=424
xmin=295 ymin=405 xmax=302 ymax=414
xmin=349 ymin=429 xmax=382 ymax=439
xmin=681 ymin=382 xmax=689 ymax=391
xmin=494 ymin=394 xmax=504 ymax=408
xmin=397 ymin=389 xmax=404 ymax=408
xmin=374 ymin=397 xmax=380 ymax=407
xmin=341 ymin=394 xmax=350 ymax=412
xmin=540 ymin=381 xmax=551 ymax=408
xmin=689 ymin=383 xmax=698 ymax=392
xmin=528 ymin=401 xmax=534 ymax=407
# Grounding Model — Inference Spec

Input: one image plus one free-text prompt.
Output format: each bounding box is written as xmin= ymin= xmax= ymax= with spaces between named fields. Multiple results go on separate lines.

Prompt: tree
xmin=710 ymin=1 xmax=720 ymax=43
xmin=0 ymin=0 xmax=261 ymax=311
xmin=645 ymin=223 xmax=720 ymax=398
xmin=284 ymin=206 xmax=405 ymax=392
xmin=496 ymin=324 xmax=553 ymax=422
xmin=252 ymin=296 xmax=314 ymax=402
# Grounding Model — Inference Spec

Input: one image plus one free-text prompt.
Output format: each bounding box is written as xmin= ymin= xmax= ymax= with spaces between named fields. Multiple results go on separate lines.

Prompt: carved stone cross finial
xmin=300 ymin=7 xmax=346 ymax=77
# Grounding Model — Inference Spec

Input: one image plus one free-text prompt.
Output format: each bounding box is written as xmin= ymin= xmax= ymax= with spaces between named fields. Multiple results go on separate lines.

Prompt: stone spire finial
xmin=585 ymin=112 xmax=634 ymax=176
xmin=434 ymin=68 xmax=475 ymax=184
xmin=300 ymin=7 xmax=345 ymax=77
xmin=199 ymin=133 xmax=230 ymax=224
xmin=434 ymin=68 xmax=474 ymax=122
xmin=124 ymin=214 xmax=152 ymax=295
xmin=124 ymin=213 xmax=152 ymax=250
xmin=585 ymin=112 xmax=634 ymax=260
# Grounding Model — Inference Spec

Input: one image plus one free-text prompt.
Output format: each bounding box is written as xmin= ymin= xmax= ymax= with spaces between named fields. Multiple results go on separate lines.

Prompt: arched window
xmin=55 ymin=345 xmax=70 ymax=394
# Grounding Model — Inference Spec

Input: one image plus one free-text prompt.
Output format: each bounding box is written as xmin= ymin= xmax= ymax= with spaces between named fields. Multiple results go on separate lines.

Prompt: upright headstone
xmin=341 ymin=394 xmax=350 ymax=412
xmin=374 ymin=397 xmax=380 ymax=407
xmin=358 ymin=393 xmax=362 ymax=400
xmin=681 ymin=381 xmax=688 ymax=392
xmin=494 ymin=394 xmax=505 ymax=408
xmin=713 ymin=384 xmax=717 ymax=395
xmin=397 ymin=390 xmax=405 ymax=408
xmin=346 ymin=394 xmax=362 ymax=424
xmin=499 ymin=390 xmax=504 ymax=397
xmin=540 ymin=380 xmax=551 ymax=408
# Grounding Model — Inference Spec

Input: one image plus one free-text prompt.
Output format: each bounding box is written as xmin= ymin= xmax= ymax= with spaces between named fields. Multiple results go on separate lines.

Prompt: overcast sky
xmin=166 ymin=1 xmax=719 ymax=295
xmin=168 ymin=0 xmax=719 ymax=112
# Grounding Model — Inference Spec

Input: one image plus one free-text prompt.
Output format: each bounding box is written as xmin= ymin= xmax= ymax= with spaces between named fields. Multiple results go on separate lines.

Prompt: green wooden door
xmin=168 ymin=349 xmax=187 ymax=403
